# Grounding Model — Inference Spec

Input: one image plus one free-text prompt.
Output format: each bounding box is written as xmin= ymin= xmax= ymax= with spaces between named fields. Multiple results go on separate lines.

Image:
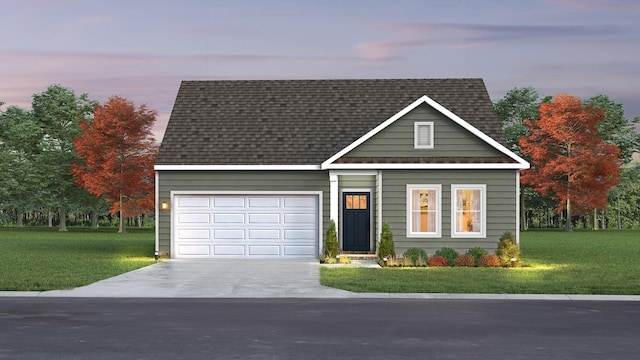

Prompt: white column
xmin=516 ymin=171 xmax=521 ymax=248
xmin=330 ymin=173 xmax=339 ymax=226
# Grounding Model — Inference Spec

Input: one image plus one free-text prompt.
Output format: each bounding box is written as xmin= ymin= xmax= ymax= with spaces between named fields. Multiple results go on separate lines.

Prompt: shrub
xmin=324 ymin=220 xmax=339 ymax=258
xmin=454 ymin=254 xmax=476 ymax=267
xmin=434 ymin=247 xmax=459 ymax=267
xmin=427 ymin=255 xmax=449 ymax=267
xmin=378 ymin=222 xmax=396 ymax=261
xmin=479 ymin=254 xmax=500 ymax=267
xmin=337 ymin=255 xmax=351 ymax=264
xmin=403 ymin=247 xmax=428 ymax=266
xmin=496 ymin=231 xmax=522 ymax=267
xmin=466 ymin=247 xmax=488 ymax=266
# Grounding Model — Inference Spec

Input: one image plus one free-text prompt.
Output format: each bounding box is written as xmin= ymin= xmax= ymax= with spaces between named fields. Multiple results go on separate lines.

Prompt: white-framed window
xmin=414 ymin=121 xmax=434 ymax=149
xmin=451 ymin=184 xmax=486 ymax=238
xmin=406 ymin=184 xmax=441 ymax=237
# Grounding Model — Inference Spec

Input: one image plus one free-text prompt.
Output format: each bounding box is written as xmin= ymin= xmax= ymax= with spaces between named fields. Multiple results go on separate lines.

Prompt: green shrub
xmin=466 ymin=246 xmax=488 ymax=266
xmin=427 ymin=255 xmax=449 ymax=267
xmin=479 ymin=254 xmax=500 ymax=267
xmin=378 ymin=222 xmax=396 ymax=261
xmin=324 ymin=220 xmax=339 ymax=258
xmin=454 ymin=254 xmax=476 ymax=267
xmin=403 ymin=247 xmax=428 ymax=266
xmin=434 ymin=247 xmax=459 ymax=267
xmin=337 ymin=255 xmax=351 ymax=264
xmin=496 ymin=231 xmax=522 ymax=267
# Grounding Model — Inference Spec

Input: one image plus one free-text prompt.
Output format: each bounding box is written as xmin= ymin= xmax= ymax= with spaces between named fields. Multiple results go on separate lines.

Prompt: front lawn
xmin=0 ymin=227 xmax=157 ymax=291
xmin=321 ymin=230 xmax=640 ymax=295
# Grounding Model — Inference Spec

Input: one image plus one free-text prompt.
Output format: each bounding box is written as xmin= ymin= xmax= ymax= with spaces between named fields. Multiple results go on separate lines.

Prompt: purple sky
xmin=2 ymin=0 xmax=639 ymax=141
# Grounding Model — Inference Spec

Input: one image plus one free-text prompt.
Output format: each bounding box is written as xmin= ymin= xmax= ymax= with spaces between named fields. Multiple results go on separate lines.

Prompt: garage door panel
xmin=249 ymin=245 xmax=280 ymax=256
xmin=178 ymin=213 xmax=211 ymax=224
xmin=213 ymin=213 xmax=245 ymax=224
xmin=213 ymin=229 xmax=245 ymax=239
xmin=178 ymin=197 xmax=210 ymax=208
xmin=177 ymin=245 xmax=211 ymax=256
xmin=213 ymin=245 xmax=245 ymax=256
xmin=174 ymin=195 xmax=318 ymax=258
xmin=178 ymin=229 xmax=210 ymax=240
xmin=249 ymin=213 xmax=280 ymax=224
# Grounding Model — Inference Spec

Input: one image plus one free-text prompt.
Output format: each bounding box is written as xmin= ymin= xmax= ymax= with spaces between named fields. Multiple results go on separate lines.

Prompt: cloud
xmin=355 ymin=22 xmax=628 ymax=60
xmin=550 ymin=0 xmax=640 ymax=10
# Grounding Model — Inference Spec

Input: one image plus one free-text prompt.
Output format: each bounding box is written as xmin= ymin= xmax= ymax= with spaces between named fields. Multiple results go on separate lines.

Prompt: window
xmin=406 ymin=184 xmax=441 ymax=237
xmin=451 ymin=184 xmax=486 ymax=238
xmin=414 ymin=121 xmax=434 ymax=149
xmin=345 ymin=194 xmax=367 ymax=210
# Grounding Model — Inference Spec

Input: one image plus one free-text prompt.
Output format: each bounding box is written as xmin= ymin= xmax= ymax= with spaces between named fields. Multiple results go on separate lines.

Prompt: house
xmin=154 ymin=79 xmax=529 ymax=259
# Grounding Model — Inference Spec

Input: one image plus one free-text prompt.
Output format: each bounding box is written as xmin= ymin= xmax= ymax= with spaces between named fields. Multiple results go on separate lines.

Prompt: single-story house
xmin=154 ymin=78 xmax=529 ymax=259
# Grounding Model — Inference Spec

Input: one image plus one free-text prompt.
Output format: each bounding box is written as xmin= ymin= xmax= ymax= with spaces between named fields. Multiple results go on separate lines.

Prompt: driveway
xmin=38 ymin=259 xmax=354 ymax=298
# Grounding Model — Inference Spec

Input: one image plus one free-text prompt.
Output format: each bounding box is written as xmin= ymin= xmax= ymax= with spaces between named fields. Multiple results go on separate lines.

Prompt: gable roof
xmin=156 ymin=78 xmax=515 ymax=168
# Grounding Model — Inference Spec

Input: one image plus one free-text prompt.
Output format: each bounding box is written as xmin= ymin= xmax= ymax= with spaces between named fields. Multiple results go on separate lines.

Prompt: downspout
xmin=154 ymin=171 xmax=159 ymax=259
xmin=516 ymin=170 xmax=521 ymax=249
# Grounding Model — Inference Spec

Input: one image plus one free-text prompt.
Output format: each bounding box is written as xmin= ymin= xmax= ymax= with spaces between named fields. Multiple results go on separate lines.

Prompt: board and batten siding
xmin=157 ymin=171 xmax=330 ymax=256
xmin=344 ymin=103 xmax=506 ymax=158
xmin=381 ymin=169 xmax=518 ymax=254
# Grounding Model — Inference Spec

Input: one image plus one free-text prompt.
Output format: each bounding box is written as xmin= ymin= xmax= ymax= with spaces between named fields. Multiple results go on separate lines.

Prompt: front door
xmin=342 ymin=192 xmax=370 ymax=252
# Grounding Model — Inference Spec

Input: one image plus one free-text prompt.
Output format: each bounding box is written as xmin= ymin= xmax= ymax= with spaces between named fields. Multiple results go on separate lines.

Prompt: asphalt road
xmin=1 ymin=298 xmax=638 ymax=359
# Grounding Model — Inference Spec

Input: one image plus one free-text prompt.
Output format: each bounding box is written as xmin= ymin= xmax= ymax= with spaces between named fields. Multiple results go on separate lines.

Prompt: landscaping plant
xmin=403 ymin=247 xmax=428 ymax=266
xmin=434 ymin=247 xmax=458 ymax=267
xmin=324 ymin=220 xmax=339 ymax=259
xmin=454 ymin=254 xmax=476 ymax=267
xmin=378 ymin=222 xmax=395 ymax=261
xmin=466 ymin=246 xmax=488 ymax=266
xmin=496 ymin=231 xmax=521 ymax=267
xmin=427 ymin=255 xmax=449 ymax=267
xmin=478 ymin=254 xmax=500 ymax=267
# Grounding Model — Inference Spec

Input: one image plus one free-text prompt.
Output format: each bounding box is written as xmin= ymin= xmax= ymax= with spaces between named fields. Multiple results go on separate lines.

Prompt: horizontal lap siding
xmin=157 ymin=171 xmax=329 ymax=256
xmin=345 ymin=104 xmax=505 ymax=158
xmin=382 ymin=170 xmax=517 ymax=254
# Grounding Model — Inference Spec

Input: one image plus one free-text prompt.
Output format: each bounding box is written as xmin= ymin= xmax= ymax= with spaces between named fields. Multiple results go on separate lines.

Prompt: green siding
xmin=157 ymin=171 xmax=330 ymax=256
xmin=345 ymin=104 xmax=506 ymax=158
xmin=381 ymin=169 xmax=517 ymax=254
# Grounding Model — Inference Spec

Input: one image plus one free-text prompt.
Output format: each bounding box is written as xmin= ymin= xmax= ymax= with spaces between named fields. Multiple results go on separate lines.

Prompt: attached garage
xmin=172 ymin=194 xmax=320 ymax=258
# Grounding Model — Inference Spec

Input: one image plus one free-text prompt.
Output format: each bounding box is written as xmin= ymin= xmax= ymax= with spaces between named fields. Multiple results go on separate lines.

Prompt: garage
xmin=173 ymin=194 xmax=320 ymax=258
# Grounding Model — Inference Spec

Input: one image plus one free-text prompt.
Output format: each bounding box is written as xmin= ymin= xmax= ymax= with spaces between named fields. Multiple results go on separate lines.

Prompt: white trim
xmin=329 ymin=170 xmax=379 ymax=176
xmin=340 ymin=188 xmax=374 ymax=252
xmin=325 ymin=163 xmax=528 ymax=170
xmin=414 ymin=121 xmax=434 ymax=149
xmin=406 ymin=184 xmax=442 ymax=238
xmin=451 ymin=184 xmax=487 ymax=238
xmin=154 ymin=165 xmax=320 ymax=171
xmin=154 ymin=171 xmax=159 ymax=257
xmin=377 ymin=171 xmax=383 ymax=243
xmin=321 ymin=95 xmax=530 ymax=170
xmin=516 ymin=171 xmax=521 ymax=247
xmin=170 ymin=191 xmax=323 ymax=259
xmin=330 ymin=174 xmax=339 ymax=225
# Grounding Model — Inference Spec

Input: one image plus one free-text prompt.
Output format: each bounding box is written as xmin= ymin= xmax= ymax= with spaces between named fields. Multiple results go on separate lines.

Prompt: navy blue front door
xmin=342 ymin=192 xmax=370 ymax=252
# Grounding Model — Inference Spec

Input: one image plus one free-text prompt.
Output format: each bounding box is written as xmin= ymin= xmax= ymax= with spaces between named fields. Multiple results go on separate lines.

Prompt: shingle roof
xmin=156 ymin=78 xmax=506 ymax=166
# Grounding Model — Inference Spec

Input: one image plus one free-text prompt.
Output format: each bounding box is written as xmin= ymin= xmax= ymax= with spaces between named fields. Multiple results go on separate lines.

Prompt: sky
xmin=1 ymin=0 xmax=639 ymax=141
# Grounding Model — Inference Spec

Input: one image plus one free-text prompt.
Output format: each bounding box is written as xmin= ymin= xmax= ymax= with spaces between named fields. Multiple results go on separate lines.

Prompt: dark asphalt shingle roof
xmin=156 ymin=78 xmax=506 ymax=166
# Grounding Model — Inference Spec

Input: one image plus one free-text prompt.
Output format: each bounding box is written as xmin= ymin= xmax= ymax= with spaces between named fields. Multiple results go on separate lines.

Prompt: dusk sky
xmin=1 ymin=0 xmax=639 ymax=141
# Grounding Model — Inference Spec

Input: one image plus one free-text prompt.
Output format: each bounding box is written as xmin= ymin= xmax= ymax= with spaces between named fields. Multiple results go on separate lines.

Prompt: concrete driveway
xmin=37 ymin=259 xmax=355 ymax=298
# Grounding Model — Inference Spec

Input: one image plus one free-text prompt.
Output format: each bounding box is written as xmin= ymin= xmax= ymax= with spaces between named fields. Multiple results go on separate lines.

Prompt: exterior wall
xmin=157 ymin=170 xmax=330 ymax=256
xmin=338 ymin=174 xmax=376 ymax=252
xmin=345 ymin=103 xmax=505 ymax=158
xmin=381 ymin=169 xmax=517 ymax=254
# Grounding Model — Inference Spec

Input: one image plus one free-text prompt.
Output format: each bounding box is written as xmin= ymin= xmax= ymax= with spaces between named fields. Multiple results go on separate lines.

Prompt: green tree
xmin=31 ymin=85 xmax=97 ymax=231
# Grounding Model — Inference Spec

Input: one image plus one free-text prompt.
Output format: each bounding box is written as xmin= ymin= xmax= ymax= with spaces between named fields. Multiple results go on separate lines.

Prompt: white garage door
xmin=173 ymin=195 xmax=319 ymax=258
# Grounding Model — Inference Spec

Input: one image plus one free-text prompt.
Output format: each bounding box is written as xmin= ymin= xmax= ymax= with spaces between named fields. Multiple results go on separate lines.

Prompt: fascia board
xmin=324 ymin=163 xmax=529 ymax=170
xmin=154 ymin=165 xmax=321 ymax=171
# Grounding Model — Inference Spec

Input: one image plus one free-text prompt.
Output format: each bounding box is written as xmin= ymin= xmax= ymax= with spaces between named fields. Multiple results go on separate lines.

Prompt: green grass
xmin=0 ymin=227 xmax=157 ymax=291
xmin=321 ymin=230 xmax=640 ymax=295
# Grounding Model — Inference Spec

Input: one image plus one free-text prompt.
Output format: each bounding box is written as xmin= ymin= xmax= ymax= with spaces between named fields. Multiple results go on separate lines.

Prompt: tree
xmin=31 ymin=85 xmax=97 ymax=231
xmin=73 ymin=96 xmax=158 ymax=233
xmin=519 ymin=94 xmax=621 ymax=231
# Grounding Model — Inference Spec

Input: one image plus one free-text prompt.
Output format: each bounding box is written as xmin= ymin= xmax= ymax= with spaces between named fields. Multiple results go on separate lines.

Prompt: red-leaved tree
xmin=519 ymin=93 xmax=620 ymax=231
xmin=73 ymin=96 xmax=158 ymax=233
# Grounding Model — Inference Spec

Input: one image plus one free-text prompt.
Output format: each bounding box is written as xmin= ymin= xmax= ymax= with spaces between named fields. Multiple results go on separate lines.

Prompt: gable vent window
xmin=414 ymin=121 xmax=434 ymax=149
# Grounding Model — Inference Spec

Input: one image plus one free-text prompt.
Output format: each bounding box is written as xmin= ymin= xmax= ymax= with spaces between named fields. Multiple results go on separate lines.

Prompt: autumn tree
xmin=519 ymin=94 xmax=621 ymax=231
xmin=73 ymin=96 xmax=158 ymax=233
